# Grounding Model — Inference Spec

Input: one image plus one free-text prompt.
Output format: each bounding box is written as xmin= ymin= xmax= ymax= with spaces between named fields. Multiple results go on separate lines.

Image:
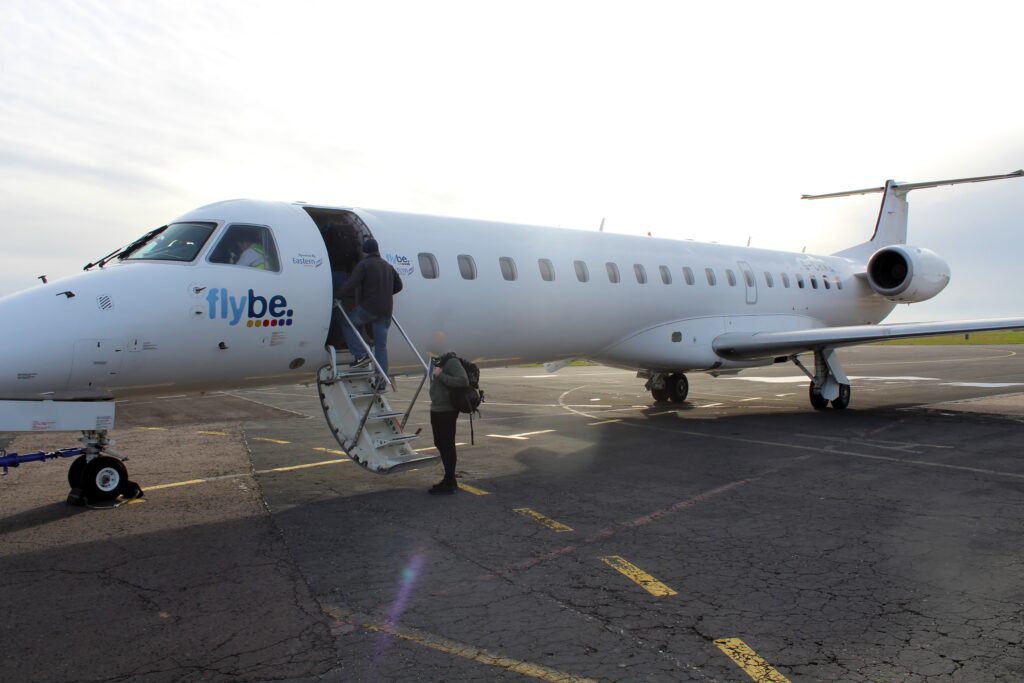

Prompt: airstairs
xmin=317 ymin=302 xmax=435 ymax=474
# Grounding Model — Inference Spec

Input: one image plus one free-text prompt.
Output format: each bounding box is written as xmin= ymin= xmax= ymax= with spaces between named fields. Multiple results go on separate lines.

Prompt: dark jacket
xmin=338 ymin=253 xmax=403 ymax=318
xmin=429 ymin=356 xmax=469 ymax=412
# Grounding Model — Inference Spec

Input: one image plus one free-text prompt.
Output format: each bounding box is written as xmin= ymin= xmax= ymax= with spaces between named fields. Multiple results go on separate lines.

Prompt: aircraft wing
xmin=713 ymin=318 xmax=1024 ymax=360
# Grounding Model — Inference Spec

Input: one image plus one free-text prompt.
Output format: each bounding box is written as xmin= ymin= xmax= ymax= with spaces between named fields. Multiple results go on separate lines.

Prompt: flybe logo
xmin=206 ymin=288 xmax=294 ymax=327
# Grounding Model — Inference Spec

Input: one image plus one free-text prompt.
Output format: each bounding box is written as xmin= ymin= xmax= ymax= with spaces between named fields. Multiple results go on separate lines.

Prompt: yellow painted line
xmin=415 ymin=442 xmax=467 ymax=452
xmin=715 ymin=638 xmax=790 ymax=683
xmin=323 ymin=605 xmax=596 ymax=683
xmin=312 ymin=447 xmax=346 ymax=455
xmin=458 ymin=482 xmax=490 ymax=496
xmin=260 ymin=459 xmax=349 ymax=473
xmin=146 ymin=478 xmax=207 ymax=491
xmin=252 ymin=437 xmax=290 ymax=444
xmin=600 ymin=555 xmax=678 ymax=597
xmin=196 ymin=430 xmax=230 ymax=436
xmin=139 ymin=426 xmax=168 ymax=431
xmin=513 ymin=507 xmax=573 ymax=532
xmin=587 ymin=419 xmax=622 ymax=425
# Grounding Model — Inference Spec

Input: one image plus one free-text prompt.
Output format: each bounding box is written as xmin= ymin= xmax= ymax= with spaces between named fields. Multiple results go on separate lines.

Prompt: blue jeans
xmin=341 ymin=305 xmax=391 ymax=376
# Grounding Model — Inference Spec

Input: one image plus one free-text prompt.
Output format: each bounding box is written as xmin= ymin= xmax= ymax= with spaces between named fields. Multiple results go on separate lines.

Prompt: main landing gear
xmin=646 ymin=373 xmax=689 ymax=403
xmin=796 ymin=348 xmax=851 ymax=411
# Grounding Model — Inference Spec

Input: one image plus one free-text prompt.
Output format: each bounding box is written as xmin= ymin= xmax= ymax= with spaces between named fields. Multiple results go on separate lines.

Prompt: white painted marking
xmin=698 ymin=402 xmax=724 ymax=408
xmin=943 ymin=382 xmax=1024 ymax=388
xmin=739 ymin=397 xmax=760 ymax=402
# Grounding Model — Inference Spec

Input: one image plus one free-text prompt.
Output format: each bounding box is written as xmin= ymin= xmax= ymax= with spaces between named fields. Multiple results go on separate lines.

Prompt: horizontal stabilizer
xmin=713 ymin=318 xmax=1024 ymax=360
xmin=802 ymin=169 xmax=1024 ymax=200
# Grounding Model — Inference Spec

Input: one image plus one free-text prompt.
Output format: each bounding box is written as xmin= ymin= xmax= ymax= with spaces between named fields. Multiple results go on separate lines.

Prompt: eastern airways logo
xmin=206 ymin=288 xmax=294 ymax=327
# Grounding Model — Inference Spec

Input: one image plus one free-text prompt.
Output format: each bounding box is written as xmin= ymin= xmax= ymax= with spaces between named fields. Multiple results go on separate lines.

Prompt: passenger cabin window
xmin=764 ymin=271 xmax=774 ymax=288
xmin=705 ymin=267 xmax=717 ymax=286
xmin=419 ymin=253 xmax=439 ymax=279
xmin=207 ymin=224 xmax=279 ymax=271
xmin=574 ymin=260 xmax=590 ymax=282
xmin=836 ymin=277 xmax=843 ymax=290
xmin=682 ymin=266 xmax=695 ymax=285
xmin=726 ymin=269 xmax=737 ymax=286
xmin=822 ymin=275 xmax=831 ymax=290
xmin=796 ymin=273 xmax=805 ymax=289
xmin=538 ymin=258 xmax=556 ymax=282
xmin=128 ymin=221 xmax=216 ymax=264
xmin=634 ymin=264 xmax=647 ymax=284
xmin=499 ymin=256 xmax=518 ymax=281
xmin=659 ymin=265 xmax=672 ymax=284
xmin=781 ymin=272 xmax=790 ymax=288
xmin=606 ymin=262 xmax=620 ymax=283
xmin=458 ymin=254 xmax=477 ymax=280
xmin=810 ymin=275 xmax=819 ymax=289
xmin=744 ymin=270 xmax=755 ymax=287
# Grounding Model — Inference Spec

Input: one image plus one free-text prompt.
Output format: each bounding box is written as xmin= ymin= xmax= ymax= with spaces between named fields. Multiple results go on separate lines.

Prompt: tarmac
xmin=2 ymin=345 xmax=1023 ymax=682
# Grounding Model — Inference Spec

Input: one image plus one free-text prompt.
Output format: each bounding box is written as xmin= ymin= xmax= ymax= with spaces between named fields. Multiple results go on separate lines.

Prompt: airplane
xmin=2 ymin=169 xmax=1023 ymax=505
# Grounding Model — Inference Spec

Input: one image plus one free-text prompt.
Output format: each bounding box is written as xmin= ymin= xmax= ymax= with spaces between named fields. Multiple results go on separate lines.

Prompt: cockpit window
xmin=208 ymin=224 xmax=280 ymax=271
xmin=123 ymin=222 xmax=216 ymax=262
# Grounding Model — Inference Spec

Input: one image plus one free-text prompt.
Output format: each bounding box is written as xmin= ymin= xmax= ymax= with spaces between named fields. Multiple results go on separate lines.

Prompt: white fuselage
xmin=0 ymin=199 xmax=894 ymax=401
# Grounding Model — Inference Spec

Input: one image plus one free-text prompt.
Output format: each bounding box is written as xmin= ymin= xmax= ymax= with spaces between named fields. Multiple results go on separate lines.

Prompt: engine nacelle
xmin=866 ymin=245 xmax=950 ymax=303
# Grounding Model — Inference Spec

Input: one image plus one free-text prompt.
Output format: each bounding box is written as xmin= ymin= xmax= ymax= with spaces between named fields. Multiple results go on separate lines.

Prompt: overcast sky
xmin=2 ymin=0 xmax=1022 ymax=322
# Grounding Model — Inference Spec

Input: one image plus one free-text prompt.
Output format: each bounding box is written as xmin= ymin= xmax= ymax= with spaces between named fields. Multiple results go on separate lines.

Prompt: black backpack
xmin=437 ymin=353 xmax=484 ymax=442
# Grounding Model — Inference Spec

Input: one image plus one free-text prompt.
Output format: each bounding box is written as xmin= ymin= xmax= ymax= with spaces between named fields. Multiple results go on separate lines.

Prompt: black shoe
xmin=350 ymin=356 xmax=371 ymax=368
xmin=429 ymin=480 xmax=457 ymax=495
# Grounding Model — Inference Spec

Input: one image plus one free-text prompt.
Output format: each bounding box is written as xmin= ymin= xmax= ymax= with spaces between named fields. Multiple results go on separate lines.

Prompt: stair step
xmin=366 ymin=411 xmax=404 ymax=421
xmin=372 ymin=434 xmax=418 ymax=448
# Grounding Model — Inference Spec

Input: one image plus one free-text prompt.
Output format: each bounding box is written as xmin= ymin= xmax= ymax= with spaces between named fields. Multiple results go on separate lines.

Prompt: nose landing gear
xmin=66 ymin=431 xmax=142 ymax=506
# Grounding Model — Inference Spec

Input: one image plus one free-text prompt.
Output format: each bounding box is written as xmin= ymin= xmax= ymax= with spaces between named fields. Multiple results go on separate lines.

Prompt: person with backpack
xmin=428 ymin=352 xmax=470 ymax=495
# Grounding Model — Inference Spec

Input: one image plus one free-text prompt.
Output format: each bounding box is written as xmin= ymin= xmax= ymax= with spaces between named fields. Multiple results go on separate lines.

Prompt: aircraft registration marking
xmin=513 ymin=507 xmax=573 ymax=532
xmin=714 ymin=638 xmax=791 ymax=683
xmin=599 ymin=555 xmax=678 ymax=597
xmin=252 ymin=437 xmax=290 ymax=444
xmin=457 ymin=482 xmax=490 ymax=496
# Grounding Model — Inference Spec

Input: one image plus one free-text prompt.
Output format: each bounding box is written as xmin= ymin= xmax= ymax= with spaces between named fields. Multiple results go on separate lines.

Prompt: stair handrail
xmin=334 ymin=301 xmax=391 ymax=386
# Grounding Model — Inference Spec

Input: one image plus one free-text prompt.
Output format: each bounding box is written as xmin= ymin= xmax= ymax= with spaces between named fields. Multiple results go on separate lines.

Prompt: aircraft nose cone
xmin=0 ymin=286 xmax=75 ymax=399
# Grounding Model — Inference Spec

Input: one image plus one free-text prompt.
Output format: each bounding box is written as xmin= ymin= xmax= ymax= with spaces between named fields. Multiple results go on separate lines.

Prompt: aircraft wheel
xmin=667 ymin=373 xmax=689 ymax=403
xmin=67 ymin=455 xmax=87 ymax=487
xmin=832 ymin=383 xmax=851 ymax=410
xmin=809 ymin=383 xmax=829 ymax=410
xmin=651 ymin=386 xmax=670 ymax=403
xmin=82 ymin=456 xmax=128 ymax=502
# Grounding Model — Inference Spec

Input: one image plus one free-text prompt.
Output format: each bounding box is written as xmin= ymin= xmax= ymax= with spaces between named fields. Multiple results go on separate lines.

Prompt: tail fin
xmin=802 ymin=170 xmax=1023 ymax=260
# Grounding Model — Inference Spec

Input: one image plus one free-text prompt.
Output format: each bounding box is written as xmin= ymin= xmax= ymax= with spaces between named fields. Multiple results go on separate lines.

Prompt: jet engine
xmin=866 ymin=245 xmax=950 ymax=303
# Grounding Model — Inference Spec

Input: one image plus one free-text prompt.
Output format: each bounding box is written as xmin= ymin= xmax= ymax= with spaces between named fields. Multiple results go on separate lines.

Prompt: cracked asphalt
xmin=2 ymin=345 xmax=1023 ymax=681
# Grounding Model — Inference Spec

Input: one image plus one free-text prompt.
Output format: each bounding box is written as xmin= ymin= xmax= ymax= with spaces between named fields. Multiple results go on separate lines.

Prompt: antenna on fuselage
xmin=599 ymin=218 xmax=605 ymax=232
xmin=746 ymin=237 xmax=751 ymax=247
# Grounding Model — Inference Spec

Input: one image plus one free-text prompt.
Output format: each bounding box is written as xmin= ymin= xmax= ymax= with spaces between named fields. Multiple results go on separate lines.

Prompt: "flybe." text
xmin=206 ymin=288 xmax=294 ymax=327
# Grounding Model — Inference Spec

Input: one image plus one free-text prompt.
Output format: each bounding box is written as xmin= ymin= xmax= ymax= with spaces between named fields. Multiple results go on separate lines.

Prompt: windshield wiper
xmin=84 ymin=226 xmax=165 ymax=271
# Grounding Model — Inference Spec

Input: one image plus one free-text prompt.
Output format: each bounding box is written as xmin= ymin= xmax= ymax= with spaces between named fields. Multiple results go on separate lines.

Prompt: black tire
xmin=651 ymin=386 xmax=670 ymax=403
xmin=68 ymin=455 xmax=87 ymax=487
xmin=832 ymin=383 xmax=851 ymax=410
xmin=809 ymin=383 xmax=829 ymax=410
xmin=82 ymin=456 xmax=128 ymax=502
xmin=667 ymin=373 xmax=689 ymax=403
